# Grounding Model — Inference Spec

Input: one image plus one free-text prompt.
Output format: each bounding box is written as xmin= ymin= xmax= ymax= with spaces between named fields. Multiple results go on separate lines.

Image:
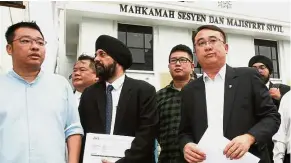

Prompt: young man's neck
xmin=75 ymin=87 xmax=85 ymax=93
xmin=13 ymin=66 xmax=40 ymax=83
xmin=173 ymin=77 xmax=191 ymax=91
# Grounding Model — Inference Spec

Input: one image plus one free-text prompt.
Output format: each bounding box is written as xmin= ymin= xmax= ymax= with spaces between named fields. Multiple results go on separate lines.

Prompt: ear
xmin=6 ymin=44 xmax=12 ymax=56
xmin=191 ymin=62 xmax=195 ymax=69
xmin=224 ymin=43 xmax=229 ymax=54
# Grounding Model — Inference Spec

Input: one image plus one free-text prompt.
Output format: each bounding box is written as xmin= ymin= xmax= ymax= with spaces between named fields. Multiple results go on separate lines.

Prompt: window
xmin=118 ymin=23 xmax=153 ymax=71
xmin=254 ymin=39 xmax=280 ymax=78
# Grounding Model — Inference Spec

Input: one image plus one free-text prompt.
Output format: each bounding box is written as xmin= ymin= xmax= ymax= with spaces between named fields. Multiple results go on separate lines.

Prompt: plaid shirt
xmin=157 ymin=81 xmax=186 ymax=162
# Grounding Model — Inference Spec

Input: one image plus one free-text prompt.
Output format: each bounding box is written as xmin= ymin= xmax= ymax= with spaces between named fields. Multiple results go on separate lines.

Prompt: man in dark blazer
xmin=78 ymin=35 xmax=158 ymax=163
xmin=179 ymin=25 xmax=280 ymax=163
xmin=248 ymin=55 xmax=290 ymax=162
xmin=248 ymin=55 xmax=290 ymax=108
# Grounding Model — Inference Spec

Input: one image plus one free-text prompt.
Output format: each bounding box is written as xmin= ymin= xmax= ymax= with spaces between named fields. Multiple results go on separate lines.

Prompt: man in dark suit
xmin=248 ymin=55 xmax=290 ymax=162
xmin=178 ymin=25 xmax=281 ymax=163
xmin=248 ymin=55 xmax=290 ymax=108
xmin=78 ymin=35 xmax=158 ymax=163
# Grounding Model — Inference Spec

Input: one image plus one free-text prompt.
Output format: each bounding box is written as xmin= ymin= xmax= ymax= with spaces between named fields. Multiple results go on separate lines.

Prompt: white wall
xmin=226 ymin=33 xmax=255 ymax=67
xmin=0 ymin=6 xmax=26 ymax=75
xmin=78 ymin=18 xmax=117 ymax=57
xmin=278 ymin=40 xmax=291 ymax=84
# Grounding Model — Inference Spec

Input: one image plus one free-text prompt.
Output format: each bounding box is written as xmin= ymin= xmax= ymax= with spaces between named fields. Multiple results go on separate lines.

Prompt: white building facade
xmin=0 ymin=1 xmax=290 ymax=90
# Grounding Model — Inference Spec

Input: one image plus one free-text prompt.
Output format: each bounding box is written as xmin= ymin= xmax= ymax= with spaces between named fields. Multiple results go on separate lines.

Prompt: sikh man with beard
xmin=78 ymin=35 xmax=158 ymax=163
xmin=157 ymin=44 xmax=194 ymax=163
xmin=248 ymin=55 xmax=290 ymax=162
xmin=248 ymin=55 xmax=290 ymax=108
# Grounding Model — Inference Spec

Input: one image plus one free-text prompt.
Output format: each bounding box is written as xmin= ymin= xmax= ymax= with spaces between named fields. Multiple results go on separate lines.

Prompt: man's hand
xmin=269 ymin=88 xmax=281 ymax=100
xmin=223 ymin=134 xmax=255 ymax=160
xmin=183 ymin=142 xmax=206 ymax=163
xmin=102 ymin=159 xmax=113 ymax=163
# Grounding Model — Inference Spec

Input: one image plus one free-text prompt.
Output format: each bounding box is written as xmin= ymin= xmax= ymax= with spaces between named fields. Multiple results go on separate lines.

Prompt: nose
xmin=94 ymin=54 xmax=100 ymax=62
xmin=204 ymin=42 xmax=213 ymax=51
xmin=30 ymin=41 xmax=40 ymax=51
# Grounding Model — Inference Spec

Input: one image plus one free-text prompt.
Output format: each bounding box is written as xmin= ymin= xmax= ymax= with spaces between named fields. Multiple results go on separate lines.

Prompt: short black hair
xmin=169 ymin=44 xmax=193 ymax=63
xmin=77 ymin=54 xmax=96 ymax=72
xmin=192 ymin=25 xmax=227 ymax=44
xmin=5 ymin=21 xmax=44 ymax=44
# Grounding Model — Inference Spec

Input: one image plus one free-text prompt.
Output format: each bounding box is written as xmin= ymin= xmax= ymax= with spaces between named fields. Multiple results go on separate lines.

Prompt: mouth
xmin=205 ymin=53 xmax=215 ymax=58
xmin=174 ymin=68 xmax=183 ymax=72
xmin=29 ymin=54 xmax=41 ymax=59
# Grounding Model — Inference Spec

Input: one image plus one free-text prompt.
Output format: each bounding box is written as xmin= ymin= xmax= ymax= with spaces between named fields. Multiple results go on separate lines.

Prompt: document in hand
xmin=83 ymin=133 xmax=134 ymax=163
xmin=198 ymin=128 xmax=260 ymax=163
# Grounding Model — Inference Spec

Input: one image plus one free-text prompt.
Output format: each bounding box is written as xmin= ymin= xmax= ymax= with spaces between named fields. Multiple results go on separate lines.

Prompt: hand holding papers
xmin=83 ymin=133 xmax=134 ymax=163
xmin=197 ymin=127 xmax=260 ymax=163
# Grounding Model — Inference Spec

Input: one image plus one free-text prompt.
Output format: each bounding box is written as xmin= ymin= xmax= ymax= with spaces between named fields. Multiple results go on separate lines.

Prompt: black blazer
xmin=178 ymin=65 xmax=281 ymax=163
xmin=79 ymin=76 xmax=158 ymax=163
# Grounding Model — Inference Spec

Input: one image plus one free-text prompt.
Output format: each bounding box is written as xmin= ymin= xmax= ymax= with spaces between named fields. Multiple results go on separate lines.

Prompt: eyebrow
xmin=18 ymin=35 xmax=44 ymax=40
xmin=196 ymin=36 xmax=219 ymax=42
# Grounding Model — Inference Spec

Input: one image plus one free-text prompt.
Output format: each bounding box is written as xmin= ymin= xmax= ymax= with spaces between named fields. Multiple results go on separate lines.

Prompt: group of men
xmin=0 ymin=21 xmax=289 ymax=163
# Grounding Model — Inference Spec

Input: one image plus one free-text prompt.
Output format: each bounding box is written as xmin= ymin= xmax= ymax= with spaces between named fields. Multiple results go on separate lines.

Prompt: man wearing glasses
xmin=156 ymin=44 xmax=194 ymax=163
xmin=0 ymin=22 xmax=83 ymax=163
xmin=179 ymin=25 xmax=280 ymax=163
xmin=248 ymin=55 xmax=290 ymax=108
xmin=248 ymin=55 xmax=290 ymax=162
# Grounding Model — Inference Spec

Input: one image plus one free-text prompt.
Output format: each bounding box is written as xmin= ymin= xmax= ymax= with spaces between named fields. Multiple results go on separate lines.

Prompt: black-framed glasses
xmin=169 ymin=57 xmax=192 ymax=64
xmin=195 ymin=37 xmax=225 ymax=47
xmin=11 ymin=36 xmax=47 ymax=46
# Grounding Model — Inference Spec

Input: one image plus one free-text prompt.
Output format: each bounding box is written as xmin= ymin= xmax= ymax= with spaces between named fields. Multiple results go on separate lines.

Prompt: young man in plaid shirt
xmin=157 ymin=44 xmax=195 ymax=163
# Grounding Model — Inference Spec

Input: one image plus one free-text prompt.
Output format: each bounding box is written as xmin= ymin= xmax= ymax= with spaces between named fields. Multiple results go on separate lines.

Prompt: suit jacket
xmin=269 ymin=82 xmax=290 ymax=108
xmin=79 ymin=76 xmax=158 ymax=163
xmin=178 ymin=65 xmax=281 ymax=163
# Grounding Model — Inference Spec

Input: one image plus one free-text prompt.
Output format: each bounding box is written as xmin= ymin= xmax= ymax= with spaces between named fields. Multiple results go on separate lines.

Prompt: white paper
xmin=198 ymin=127 xmax=260 ymax=163
xmin=83 ymin=133 xmax=134 ymax=163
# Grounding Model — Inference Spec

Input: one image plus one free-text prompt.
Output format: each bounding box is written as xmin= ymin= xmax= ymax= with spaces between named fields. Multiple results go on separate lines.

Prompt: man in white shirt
xmin=72 ymin=54 xmax=98 ymax=105
xmin=273 ymin=91 xmax=290 ymax=163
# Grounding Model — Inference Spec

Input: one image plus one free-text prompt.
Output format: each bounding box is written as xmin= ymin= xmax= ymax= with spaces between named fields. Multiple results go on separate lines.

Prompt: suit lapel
xmin=96 ymin=82 xmax=107 ymax=126
xmin=223 ymin=65 xmax=238 ymax=135
xmin=114 ymin=76 xmax=132 ymax=133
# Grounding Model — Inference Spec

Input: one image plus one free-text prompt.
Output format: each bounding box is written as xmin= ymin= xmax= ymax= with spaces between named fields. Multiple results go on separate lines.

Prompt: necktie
xmin=105 ymin=85 xmax=114 ymax=134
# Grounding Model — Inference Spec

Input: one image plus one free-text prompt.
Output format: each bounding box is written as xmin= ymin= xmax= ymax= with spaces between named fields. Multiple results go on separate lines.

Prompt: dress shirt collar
xmin=8 ymin=69 xmax=44 ymax=84
xmin=203 ymin=64 xmax=226 ymax=82
xmin=106 ymin=74 xmax=125 ymax=90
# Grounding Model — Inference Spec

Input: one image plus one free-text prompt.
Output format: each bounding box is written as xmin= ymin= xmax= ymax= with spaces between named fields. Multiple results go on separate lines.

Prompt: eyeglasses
xmin=195 ymin=37 xmax=225 ymax=47
xmin=169 ymin=57 xmax=192 ymax=64
xmin=11 ymin=36 xmax=47 ymax=46
xmin=252 ymin=65 xmax=267 ymax=71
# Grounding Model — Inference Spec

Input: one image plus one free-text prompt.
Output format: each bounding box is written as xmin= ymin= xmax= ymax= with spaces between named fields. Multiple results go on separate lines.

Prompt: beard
xmin=260 ymin=74 xmax=270 ymax=84
xmin=95 ymin=61 xmax=117 ymax=81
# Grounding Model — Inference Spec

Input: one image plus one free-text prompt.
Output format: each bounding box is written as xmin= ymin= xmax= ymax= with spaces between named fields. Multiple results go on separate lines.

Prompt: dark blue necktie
xmin=105 ymin=85 xmax=114 ymax=134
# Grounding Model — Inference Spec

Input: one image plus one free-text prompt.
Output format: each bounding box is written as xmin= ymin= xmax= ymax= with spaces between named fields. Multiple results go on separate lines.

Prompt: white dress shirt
xmin=74 ymin=91 xmax=82 ymax=106
xmin=273 ymin=91 xmax=290 ymax=163
xmin=106 ymin=74 xmax=125 ymax=135
xmin=203 ymin=64 xmax=226 ymax=136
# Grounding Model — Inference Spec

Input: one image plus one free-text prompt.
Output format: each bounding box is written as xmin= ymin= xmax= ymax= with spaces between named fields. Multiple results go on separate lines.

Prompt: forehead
xmin=195 ymin=29 xmax=223 ymax=41
xmin=74 ymin=60 xmax=91 ymax=68
xmin=170 ymin=51 xmax=191 ymax=59
xmin=14 ymin=27 xmax=43 ymax=39
xmin=252 ymin=62 xmax=265 ymax=66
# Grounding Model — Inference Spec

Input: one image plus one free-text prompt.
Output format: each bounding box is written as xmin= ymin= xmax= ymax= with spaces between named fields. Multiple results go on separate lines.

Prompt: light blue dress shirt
xmin=0 ymin=70 xmax=84 ymax=163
